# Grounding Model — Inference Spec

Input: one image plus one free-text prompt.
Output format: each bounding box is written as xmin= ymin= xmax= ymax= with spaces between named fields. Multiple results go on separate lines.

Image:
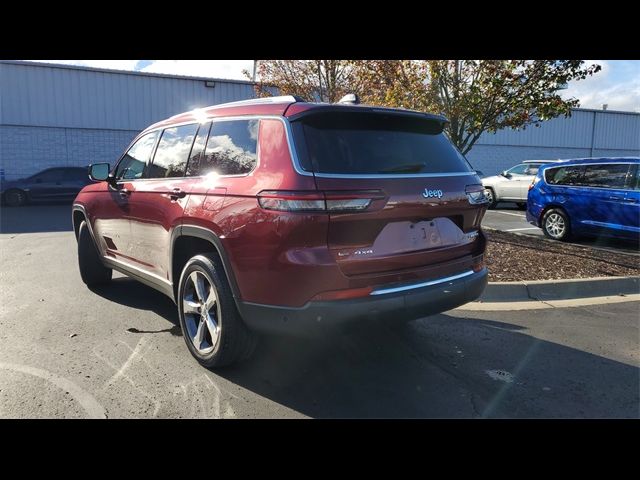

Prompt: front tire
xmin=78 ymin=220 xmax=112 ymax=285
xmin=542 ymin=208 xmax=571 ymax=241
xmin=178 ymin=253 xmax=256 ymax=368
xmin=485 ymin=188 xmax=497 ymax=209
xmin=4 ymin=189 xmax=27 ymax=207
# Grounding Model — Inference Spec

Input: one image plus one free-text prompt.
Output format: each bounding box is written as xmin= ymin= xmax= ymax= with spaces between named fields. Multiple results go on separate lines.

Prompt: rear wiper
xmin=379 ymin=164 xmax=425 ymax=173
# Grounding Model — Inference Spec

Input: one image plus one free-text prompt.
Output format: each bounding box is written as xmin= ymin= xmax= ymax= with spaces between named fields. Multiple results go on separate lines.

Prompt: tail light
xmin=465 ymin=184 xmax=489 ymax=205
xmin=257 ymin=190 xmax=385 ymax=213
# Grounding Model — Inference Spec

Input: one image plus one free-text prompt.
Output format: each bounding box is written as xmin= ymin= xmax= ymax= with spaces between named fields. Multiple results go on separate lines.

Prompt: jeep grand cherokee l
xmin=73 ymin=95 xmax=489 ymax=368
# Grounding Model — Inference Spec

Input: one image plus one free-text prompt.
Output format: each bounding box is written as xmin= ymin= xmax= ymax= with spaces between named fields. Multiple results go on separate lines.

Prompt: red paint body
xmin=75 ymin=99 xmax=487 ymax=311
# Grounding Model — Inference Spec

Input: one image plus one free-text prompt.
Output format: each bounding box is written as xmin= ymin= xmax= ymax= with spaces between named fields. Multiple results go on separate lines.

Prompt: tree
xmin=248 ymin=60 xmax=601 ymax=155
xmin=246 ymin=60 xmax=361 ymax=103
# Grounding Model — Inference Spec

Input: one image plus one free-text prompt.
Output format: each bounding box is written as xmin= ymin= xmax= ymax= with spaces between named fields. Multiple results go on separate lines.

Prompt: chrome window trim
xmin=370 ymin=270 xmax=476 ymax=296
xmin=115 ymin=115 xmax=271 ymax=183
xmin=543 ymin=162 xmax=639 ymax=190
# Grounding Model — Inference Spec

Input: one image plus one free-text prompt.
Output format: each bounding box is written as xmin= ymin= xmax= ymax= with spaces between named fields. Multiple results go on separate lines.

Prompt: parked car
xmin=482 ymin=160 xmax=558 ymax=209
xmin=1 ymin=167 xmax=92 ymax=206
xmin=526 ymin=157 xmax=639 ymax=241
xmin=73 ymin=95 xmax=489 ymax=368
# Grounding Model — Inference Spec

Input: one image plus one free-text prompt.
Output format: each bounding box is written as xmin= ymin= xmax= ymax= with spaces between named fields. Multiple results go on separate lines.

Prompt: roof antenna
xmin=338 ymin=93 xmax=360 ymax=105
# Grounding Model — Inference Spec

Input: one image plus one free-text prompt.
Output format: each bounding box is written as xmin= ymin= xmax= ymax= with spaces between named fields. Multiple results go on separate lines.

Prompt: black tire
xmin=177 ymin=253 xmax=256 ymax=368
xmin=4 ymin=189 xmax=27 ymax=207
xmin=485 ymin=188 xmax=497 ymax=209
xmin=516 ymin=202 xmax=527 ymax=210
xmin=77 ymin=220 xmax=112 ymax=286
xmin=541 ymin=208 xmax=572 ymax=241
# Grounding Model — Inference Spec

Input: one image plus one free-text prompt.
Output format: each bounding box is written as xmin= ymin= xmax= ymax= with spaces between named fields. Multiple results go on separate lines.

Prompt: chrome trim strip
xmin=312 ymin=171 xmax=476 ymax=179
xmin=369 ymin=270 xmax=475 ymax=296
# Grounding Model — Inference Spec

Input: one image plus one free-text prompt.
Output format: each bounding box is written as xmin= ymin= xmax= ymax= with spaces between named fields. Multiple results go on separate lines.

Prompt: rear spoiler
xmin=285 ymin=104 xmax=449 ymax=134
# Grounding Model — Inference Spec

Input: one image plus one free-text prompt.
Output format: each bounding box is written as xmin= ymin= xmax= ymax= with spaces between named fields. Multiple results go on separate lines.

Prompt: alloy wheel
xmin=545 ymin=213 xmax=566 ymax=239
xmin=182 ymin=271 xmax=220 ymax=354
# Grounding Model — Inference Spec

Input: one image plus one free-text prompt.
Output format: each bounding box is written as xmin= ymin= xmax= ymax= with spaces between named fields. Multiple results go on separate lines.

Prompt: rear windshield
xmin=291 ymin=112 xmax=473 ymax=175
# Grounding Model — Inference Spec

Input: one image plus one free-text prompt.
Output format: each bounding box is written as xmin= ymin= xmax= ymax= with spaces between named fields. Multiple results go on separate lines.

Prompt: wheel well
xmin=172 ymin=235 xmax=221 ymax=301
xmin=540 ymin=205 xmax=569 ymax=224
xmin=72 ymin=210 xmax=86 ymax=240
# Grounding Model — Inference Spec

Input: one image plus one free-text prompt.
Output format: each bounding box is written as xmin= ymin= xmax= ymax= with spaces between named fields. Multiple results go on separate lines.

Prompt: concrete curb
xmin=480 ymin=276 xmax=640 ymax=303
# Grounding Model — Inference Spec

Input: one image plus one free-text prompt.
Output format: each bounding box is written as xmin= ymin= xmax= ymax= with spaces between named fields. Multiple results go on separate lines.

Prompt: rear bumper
xmin=238 ymin=267 xmax=488 ymax=335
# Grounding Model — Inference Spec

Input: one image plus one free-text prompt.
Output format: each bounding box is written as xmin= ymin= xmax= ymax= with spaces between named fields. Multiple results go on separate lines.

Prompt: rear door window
xmin=149 ymin=124 xmax=199 ymax=178
xmin=582 ymin=164 xmax=631 ymax=189
xmin=545 ymin=166 xmax=585 ymax=185
xmin=291 ymin=112 xmax=472 ymax=175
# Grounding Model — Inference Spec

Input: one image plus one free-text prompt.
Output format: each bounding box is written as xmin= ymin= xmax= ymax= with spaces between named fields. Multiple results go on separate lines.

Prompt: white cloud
xmin=140 ymin=60 xmax=255 ymax=81
xmin=561 ymin=60 xmax=640 ymax=112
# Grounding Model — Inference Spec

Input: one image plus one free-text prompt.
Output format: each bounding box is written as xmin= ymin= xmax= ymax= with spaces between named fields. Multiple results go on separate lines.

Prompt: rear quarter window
xmin=291 ymin=112 xmax=472 ymax=175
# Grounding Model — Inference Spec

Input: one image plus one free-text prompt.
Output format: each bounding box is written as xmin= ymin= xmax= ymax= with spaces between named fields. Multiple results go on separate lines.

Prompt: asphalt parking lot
xmin=483 ymin=203 xmax=640 ymax=256
xmin=0 ymin=204 xmax=638 ymax=418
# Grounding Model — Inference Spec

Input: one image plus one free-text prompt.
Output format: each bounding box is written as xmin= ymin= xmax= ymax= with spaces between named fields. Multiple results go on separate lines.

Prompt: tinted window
xmin=66 ymin=168 xmax=88 ymax=181
xmin=292 ymin=112 xmax=471 ymax=175
xmin=545 ymin=166 xmax=585 ymax=186
xmin=198 ymin=120 xmax=259 ymax=176
xmin=115 ymin=132 xmax=158 ymax=180
xmin=185 ymin=122 xmax=211 ymax=177
xmin=582 ymin=164 xmax=631 ymax=189
xmin=632 ymin=166 xmax=640 ymax=190
xmin=32 ymin=169 xmax=64 ymax=182
xmin=149 ymin=124 xmax=199 ymax=178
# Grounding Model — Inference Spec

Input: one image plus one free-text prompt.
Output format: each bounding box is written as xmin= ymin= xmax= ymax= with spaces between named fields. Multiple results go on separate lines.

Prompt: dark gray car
xmin=1 ymin=167 xmax=92 ymax=206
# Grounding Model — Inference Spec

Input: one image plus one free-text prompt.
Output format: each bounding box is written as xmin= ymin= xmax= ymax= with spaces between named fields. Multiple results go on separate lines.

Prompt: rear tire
xmin=485 ymin=188 xmax=497 ymax=209
xmin=78 ymin=220 xmax=112 ymax=286
xmin=4 ymin=189 xmax=27 ymax=207
xmin=542 ymin=208 xmax=571 ymax=241
xmin=178 ymin=253 xmax=256 ymax=368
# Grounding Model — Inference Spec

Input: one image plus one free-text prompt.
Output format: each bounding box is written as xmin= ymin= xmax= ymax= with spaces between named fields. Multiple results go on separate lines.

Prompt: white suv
xmin=481 ymin=160 xmax=558 ymax=209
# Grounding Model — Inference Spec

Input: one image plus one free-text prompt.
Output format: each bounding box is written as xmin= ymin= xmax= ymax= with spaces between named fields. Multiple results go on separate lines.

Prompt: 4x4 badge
xmin=422 ymin=188 xmax=443 ymax=199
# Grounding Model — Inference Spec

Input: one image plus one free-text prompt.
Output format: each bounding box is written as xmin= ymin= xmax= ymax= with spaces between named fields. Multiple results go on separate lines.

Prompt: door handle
xmin=170 ymin=188 xmax=187 ymax=200
xmin=608 ymin=196 xmax=622 ymax=201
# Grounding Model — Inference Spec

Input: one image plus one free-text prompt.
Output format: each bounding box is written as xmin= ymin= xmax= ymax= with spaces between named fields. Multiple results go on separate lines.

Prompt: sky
xmin=27 ymin=59 xmax=640 ymax=113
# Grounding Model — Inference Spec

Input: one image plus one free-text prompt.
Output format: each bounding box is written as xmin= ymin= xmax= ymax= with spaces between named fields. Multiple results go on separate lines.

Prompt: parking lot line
xmin=505 ymin=227 xmax=539 ymax=232
xmin=491 ymin=211 xmax=526 ymax=217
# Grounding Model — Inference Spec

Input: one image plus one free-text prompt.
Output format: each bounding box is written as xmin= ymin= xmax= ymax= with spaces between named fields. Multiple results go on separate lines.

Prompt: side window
xmin=115 ymin=131 xmax=159 ymax=180
xmin=67 ymin=168 xmax=88 ymax=181
xmin=525 ymin=165 xmax=540 ymax=175
xmin=32 ymin=169 xmax=63 ymax=183
xmin=185 ymin=122 xmax=211 ymax=177
xmin=199 ymin=119 xmax=259 ymax=176
xmin=582 ymin=164 xmax=631 ymax=189
xmin=507 ymin=164 xmax=529 ymax=175
xmin=545 ymin=166 xmax=585 ymax=186
xmin=632 ymin=165 xmax=640 ymax=190
xmin=148 ymin=124 xmax=199 ymax=178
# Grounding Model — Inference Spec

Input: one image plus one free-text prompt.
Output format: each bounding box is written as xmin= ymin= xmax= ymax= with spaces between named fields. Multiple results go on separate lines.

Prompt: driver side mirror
xmin=88 ymin=163 xmax=111 ymax=182
xmin=501 ymin=170 xmax=512 ymax=179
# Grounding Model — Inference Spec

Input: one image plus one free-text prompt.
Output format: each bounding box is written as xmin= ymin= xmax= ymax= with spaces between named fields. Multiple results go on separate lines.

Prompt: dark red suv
xmin=73 ymin=95 xmax=489 ymax=367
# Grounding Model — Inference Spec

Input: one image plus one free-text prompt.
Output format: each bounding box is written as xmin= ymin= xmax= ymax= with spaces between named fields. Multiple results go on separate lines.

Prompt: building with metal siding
xmin=466 ymin=108 xmax=640 ymax=175
xmin=0 ymin=60 xmax=256 ymax=180
xmin=1 ymin=60 xmax=639 ymax=181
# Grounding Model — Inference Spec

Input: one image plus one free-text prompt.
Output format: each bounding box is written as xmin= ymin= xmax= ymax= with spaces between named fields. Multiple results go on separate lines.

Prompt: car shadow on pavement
xmin=0 ymin=204 xmax=74 ymax=234
xmin=83 ymin=275 xmax=639 ymax=418
xmin=215 ymin=314 xmax=639 ymax=419
xmin=89 ymin=277 xmax=182 ymax=336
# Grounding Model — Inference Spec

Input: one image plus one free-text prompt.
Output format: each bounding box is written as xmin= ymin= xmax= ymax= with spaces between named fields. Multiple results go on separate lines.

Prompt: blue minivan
xmin=526 ymin=157 xmax=639 ymax=241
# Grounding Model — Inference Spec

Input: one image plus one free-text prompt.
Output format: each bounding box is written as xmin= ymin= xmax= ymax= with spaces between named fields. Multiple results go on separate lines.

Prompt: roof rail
xmin=205 ymin=95 xmax=304 ymax=109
